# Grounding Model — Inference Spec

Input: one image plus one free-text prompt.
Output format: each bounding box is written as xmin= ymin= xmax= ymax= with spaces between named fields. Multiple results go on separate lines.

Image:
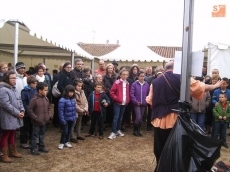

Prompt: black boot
xmin=133 ymin=124 xmax=139 ymax=136
xmin=137 ymin=123 xmax=143 ymax=136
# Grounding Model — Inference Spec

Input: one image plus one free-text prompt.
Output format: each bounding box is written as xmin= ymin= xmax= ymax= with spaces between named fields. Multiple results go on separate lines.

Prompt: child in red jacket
xmin=108 ymin=69 xmax=130 ymax=140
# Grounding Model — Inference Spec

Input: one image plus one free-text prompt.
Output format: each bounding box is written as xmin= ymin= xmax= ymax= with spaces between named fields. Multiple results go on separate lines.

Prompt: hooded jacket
xmin=0 ymin=82 xmax=24 ymax=130
xmin=130 ymin=80 xmax=149 ymax=106
xmin=213 ymin=101 xmax=230 ymax=122
xmin=21 ymin=85 xmax=37 ymax=117
xmin=27 ymin=94 xmax=51 ymax=125
xmin=58 ymin=97 xmax=77 ymax=125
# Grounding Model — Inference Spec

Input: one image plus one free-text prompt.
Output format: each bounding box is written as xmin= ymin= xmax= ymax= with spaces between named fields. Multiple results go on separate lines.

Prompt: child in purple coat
xmin=130 ymin=71 xmax=149 ymax=136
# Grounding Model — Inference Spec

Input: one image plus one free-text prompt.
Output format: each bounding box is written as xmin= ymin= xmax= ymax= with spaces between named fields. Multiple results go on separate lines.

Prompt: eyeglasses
xmin=65 ymin=67 xmax=72 ymax=69
xmin=9 ymin=78 xmax=16 ymax=80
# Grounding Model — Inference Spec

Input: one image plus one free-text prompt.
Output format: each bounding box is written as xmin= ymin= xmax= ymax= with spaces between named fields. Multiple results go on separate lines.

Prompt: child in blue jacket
xmin=20 ymin=76 xmax=37 ymax=149
xmin=58 ymin=85 xmax=77 ymax=150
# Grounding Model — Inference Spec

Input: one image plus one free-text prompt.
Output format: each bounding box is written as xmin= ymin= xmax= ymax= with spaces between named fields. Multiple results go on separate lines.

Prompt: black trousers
xmin=20 ymin=117 xmax=32 ymax=144
xmin=52 ymin=97 xmax=60 ymax=125
xmin=153 ymin=127 xmax=172 ymax=172
xmin=147 ymin=105 xmax=152 ymax=128
xmin=89 ymin=111 xmax=104 ymax=136
xmin=106 ymin=101 xmax=114 ymax=124
xmin=122 ymin=102 xmax=135 ymax=125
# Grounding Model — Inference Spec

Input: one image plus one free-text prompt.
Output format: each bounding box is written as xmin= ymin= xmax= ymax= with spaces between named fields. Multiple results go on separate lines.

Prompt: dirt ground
xmin=1 ymin=122 xmax=230 ymax=172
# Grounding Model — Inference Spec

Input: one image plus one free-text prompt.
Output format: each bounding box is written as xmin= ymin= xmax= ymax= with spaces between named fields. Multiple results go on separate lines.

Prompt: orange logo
xmin=212 ymin=5 xmax=226 ymax=17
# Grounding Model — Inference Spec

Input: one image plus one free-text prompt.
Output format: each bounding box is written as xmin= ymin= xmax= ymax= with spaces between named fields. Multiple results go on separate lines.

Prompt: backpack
xmin=52 ymin=81 xmax=61 ymax=98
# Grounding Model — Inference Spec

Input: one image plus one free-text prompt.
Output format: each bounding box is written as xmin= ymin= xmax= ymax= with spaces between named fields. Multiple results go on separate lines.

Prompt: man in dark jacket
xmin=71 ymin=59 xmax=88 ymax=81
xmin=150 ymin=61 xmax=223 ymax=171
xmin=71 ymin=59 xmax=92 ymax=126
xmin=70 ymin=59 xmax=92 ymax=93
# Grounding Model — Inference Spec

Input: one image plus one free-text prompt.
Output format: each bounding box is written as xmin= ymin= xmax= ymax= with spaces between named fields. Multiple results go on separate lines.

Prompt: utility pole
xmin=180 ymin=0 xmax=194 ymax=102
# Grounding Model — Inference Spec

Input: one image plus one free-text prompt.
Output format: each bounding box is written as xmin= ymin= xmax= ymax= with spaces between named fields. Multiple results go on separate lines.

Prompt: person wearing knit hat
xmin=15 ymin=62 xmax=27 ymax=96
xmin=15 ymin=62 xmax=26 ymax=70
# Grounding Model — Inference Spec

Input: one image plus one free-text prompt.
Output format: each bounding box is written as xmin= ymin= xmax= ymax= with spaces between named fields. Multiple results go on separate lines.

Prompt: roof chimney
xmin=117 ymin=40 xmax=119 ymax=45
xmin=106 ymin=40 xmax=109 ymax=45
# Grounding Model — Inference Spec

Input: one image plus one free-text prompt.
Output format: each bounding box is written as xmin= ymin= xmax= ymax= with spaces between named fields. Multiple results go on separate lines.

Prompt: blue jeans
xmin=112 ymin=103 xmax=127 ymax=133
xmin=214 ymin=121 xmax=228 ymax=142
xmin=60 ymin=121 xmax=74 ymax=144
xmin=190 ymin=113 xmax=205 ymax=130
xmin=31 ymin=125 xmax=46 ymax=151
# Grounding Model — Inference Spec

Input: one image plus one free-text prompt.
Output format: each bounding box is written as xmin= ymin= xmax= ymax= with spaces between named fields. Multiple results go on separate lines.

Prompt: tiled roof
xmin=77 ymin=43 xmax=120 ymax=57
xmin=147 ymin=46 xmax=182 ymax=58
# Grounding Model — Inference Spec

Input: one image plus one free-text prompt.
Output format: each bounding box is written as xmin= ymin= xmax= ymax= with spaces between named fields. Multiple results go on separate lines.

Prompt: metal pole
xmin=180 ymin=0 xmax=194 ymax=102
xmin=14 ymin=22 xmax=19 ymax=70
xmin=71 ymin=51 xmax=74 ymax=68
xmin=91 ymin=57 xmax=95 ymax=77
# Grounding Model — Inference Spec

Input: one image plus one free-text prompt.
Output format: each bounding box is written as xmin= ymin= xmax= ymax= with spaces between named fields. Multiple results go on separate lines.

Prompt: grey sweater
xmin=0 ymin=82 xmax=24 ymax=130
xmin=190 ymin=91 xmax=211 ymax=113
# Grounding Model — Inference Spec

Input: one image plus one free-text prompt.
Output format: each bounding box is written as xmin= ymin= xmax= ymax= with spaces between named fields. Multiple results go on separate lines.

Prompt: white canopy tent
xmin=99 ymin=44 xmax=171 ymax=62
xmin=207 ymin=42 xmax=230 ymax=78
xmin=0 ymin=19 xmax=94 ymax=65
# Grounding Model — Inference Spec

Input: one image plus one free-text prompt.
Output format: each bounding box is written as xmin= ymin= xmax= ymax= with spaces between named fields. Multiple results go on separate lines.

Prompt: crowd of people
xmin=0 ymin=59 xmax=229 ymax=170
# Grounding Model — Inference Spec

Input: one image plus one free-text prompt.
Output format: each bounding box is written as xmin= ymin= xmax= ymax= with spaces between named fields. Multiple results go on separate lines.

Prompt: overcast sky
xmin=0 ymin=0 xmax=229 ymax=51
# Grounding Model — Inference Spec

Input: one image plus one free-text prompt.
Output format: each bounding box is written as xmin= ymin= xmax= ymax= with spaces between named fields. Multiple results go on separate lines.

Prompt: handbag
xmin=52 ymin=81 xmax=61 ymax=98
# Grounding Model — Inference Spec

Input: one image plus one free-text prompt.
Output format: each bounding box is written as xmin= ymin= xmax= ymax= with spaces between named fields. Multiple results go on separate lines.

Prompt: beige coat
xmin=75 ymin=90 xmax=88 ymax=115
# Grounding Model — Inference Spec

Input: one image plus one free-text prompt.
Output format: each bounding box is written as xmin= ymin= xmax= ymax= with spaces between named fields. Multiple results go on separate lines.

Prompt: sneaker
xmin=116 ymin=130 xmax=125 ymax=137
xmin=31 ymin=150 xmax=40 ymax=155
xmin=64 ymin=142 xmax=73 ymax=148
xmin=58 ymin=144 xmax=64 ymax=150
xmin=39 ymin=147 xmax=49 ymax=153
xmin=108 ymin=132 xmax=116 ymax=140
xmin=70 ymin=138 xmax=78 ymax=143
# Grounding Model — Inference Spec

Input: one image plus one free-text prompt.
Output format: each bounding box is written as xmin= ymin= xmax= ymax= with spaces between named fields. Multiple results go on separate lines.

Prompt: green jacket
xmin=213 ymin=101 xmax=230 ymax=122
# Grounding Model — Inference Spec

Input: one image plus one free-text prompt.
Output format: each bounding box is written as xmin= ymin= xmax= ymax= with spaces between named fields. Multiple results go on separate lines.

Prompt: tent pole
xmin=180 ymin=0 xmax=194 ymax=102
xmin=14 ymin=22 xmax=19 ymax=70
xmin=71 ymin=51 xmax=74 ymax=68
xmin=91 ymin=57 xmax=95 ymax=77
xmin=207 ymin=43 xmax=211 ymax=75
